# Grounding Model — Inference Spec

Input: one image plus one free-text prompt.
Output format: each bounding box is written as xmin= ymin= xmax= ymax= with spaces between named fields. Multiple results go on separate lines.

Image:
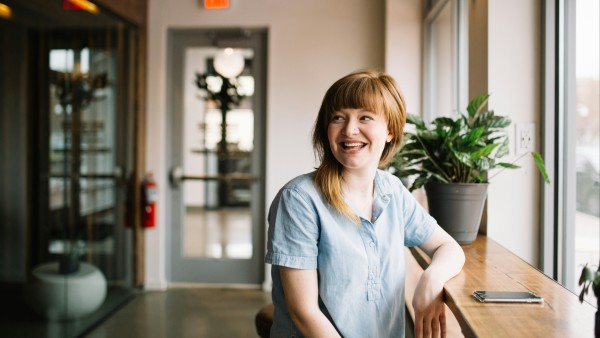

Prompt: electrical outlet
xmin=515 ymin=123 xmax=535 ymax=155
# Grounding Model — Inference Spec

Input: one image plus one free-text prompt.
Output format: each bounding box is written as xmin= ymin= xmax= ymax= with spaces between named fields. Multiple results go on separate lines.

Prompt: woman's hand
xmin=412 ymin=271 xmax=447 ymax=338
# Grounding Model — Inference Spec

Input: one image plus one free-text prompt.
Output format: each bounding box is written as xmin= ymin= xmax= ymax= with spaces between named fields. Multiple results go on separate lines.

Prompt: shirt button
xmin=369 ymin=241 xmax=375 ymax=247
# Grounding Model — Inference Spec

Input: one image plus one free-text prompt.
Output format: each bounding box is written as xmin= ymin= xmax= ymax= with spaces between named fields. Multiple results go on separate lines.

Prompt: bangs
xmin=313 ymin=69 xmax=406 ymax=168
xmin=324 ymin=76 xmax=387 ymax=118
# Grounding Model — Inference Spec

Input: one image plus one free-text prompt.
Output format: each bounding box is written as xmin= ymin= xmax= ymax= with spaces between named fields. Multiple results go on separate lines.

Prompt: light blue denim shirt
xmin=265 ymin=169 xmax=437 ymax=338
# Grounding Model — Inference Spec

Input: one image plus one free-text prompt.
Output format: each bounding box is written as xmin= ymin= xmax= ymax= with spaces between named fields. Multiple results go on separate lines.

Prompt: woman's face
xmin=327 ymin=108 xmax=392 ymax=174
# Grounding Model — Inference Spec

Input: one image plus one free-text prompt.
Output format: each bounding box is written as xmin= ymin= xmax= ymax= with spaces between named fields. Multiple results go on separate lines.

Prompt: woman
xmin=265 ymin=69 xmax=465 ymax=338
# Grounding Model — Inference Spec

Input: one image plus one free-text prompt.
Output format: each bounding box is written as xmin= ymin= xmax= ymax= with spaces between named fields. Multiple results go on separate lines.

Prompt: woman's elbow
xmin=453 ymin=241 xmax=466 ymax=270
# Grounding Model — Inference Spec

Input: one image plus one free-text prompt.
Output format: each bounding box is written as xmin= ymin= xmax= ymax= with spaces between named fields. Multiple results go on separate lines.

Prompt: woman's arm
xmin=413 ymin=226 xmax=465 ymax=338
xmin=279 ymin=266 xmax=341 ymax=338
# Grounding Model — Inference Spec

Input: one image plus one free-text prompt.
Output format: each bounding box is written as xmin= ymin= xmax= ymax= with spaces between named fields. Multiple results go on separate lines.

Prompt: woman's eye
xmin=331 ymin=115 xmax=344 ymax=122
xmin=360 ymin=115 xmax=374 ymax=121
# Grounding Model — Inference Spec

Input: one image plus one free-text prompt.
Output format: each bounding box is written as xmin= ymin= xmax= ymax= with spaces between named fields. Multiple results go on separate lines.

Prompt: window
xmin=543 ymin=0 xmax=599 ymax=301
xmin=423 ymin=0 xmax=468 ymax=121
xmin=570 ymin=0 xmax=599 ymax=300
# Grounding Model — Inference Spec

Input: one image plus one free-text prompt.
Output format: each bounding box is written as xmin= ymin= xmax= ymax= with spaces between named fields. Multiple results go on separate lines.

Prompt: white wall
xmin=487 ymin=0 xmax=542 ymax=265
xmin=385 ymin=0 xmax=423 ymax=116
xmin=145 ymin=0 xmax=389 ymax=289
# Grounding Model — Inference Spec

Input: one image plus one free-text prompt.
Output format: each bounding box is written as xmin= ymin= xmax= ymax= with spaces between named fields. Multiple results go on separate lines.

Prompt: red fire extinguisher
xmin=143 ymin=172 xmax=158 ymax=228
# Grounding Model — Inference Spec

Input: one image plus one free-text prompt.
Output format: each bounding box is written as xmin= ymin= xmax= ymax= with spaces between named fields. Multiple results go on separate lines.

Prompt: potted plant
xmin=579 ymin=262 xmax=600 ymax=338
xmin=388 ymin=94 xmax=549 ymax=244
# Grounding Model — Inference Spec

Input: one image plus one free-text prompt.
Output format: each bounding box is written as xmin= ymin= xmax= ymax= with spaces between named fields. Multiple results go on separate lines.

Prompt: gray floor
xmin=85 ymin=287 xmax=272 ymax=338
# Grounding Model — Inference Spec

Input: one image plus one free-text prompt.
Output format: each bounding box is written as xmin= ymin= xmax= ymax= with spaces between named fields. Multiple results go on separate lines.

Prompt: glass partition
xmin=0 ymin=1 xmax=137 ymax=337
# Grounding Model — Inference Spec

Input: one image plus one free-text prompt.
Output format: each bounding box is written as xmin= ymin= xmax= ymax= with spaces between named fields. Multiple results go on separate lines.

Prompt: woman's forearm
xmin=419 ymin=227 xmax=465 ymax=288
xmin=426 ymin=239 xmax=465 ymax=287
xmin=279 ymin=266 xmax=342 ymax=338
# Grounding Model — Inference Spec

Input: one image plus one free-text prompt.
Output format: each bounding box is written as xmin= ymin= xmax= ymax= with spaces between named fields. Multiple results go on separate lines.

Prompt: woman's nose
xmin=343 ymin=119 xmax=359 ymax=135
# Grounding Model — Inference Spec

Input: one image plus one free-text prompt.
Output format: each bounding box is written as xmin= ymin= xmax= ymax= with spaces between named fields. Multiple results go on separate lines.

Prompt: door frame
xmin=165 ymin=28 xmax=267 ymax=285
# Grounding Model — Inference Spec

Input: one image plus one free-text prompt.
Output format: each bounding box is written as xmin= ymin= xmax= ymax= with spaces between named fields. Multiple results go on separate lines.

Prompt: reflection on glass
xmin=203 ymin=108 xmax=254 ymax=151
xmin=184 ymin=207 xmax=252 ymax=259
xmin=48 ymin=46 xmax=116 ymax=256
xmin=183 ymin=47 xmax=254 ymax=259
xmin=573 ymin=0 xmax=599 ymax=304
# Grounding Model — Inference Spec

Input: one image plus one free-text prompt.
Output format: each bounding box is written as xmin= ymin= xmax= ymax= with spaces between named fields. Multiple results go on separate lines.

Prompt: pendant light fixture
xmin=213 ymin=48 xmax=245 ymax=79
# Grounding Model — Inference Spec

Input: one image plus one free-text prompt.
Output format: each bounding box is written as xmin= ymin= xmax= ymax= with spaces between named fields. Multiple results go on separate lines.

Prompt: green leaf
xmin=471 ymin=143 xmax=498 ymax=160
xmin=395 ymin=168 xmax=422 ymax=177
xmin=418 ymin=130 xmax=439 ymax=141
xmin=433 ymin=117 xmax=455 ymax=129
xmin=579 ymin=287 xmax=588 ymax=303
xmin=473 ymin=157 xmax=493 ymax=172
xmin=473 ymin=110 xmax=493 ymax=128
xmin=452 ymin=150 xmax=472 ymax=166
xmin=397 ymin=148 xmax=426 ymax=156
xmin=495 ymin=138 xmax=510 ymax=158
xmin=496 ymin=162 xmax=520 ymax=169
xmin=531 ymin=151 xmax=550 ymax=184
xmin=467 ymin=94 xmax=490 ymax=118
xmin=487 ymin=115 xmax=512 ymax=129
xmin=462 ymin=127 xmax=485 ymax=146
xmin=456 ymin=115 xmax=468 ymax=130
xmin=580 ymin=265 xmax=593 ymax=286
xmin=406 ymin=113 xmax=425 ymax=129
xmin=421 ymin=167 xmax=451 ymax=183
xmin=411 ymin=175 xmax=429 ymax=191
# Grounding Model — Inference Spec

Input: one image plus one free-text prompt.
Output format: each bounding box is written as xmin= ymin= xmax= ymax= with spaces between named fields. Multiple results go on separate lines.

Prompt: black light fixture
xmin=195 ymin=48 xmax=250 ymax=206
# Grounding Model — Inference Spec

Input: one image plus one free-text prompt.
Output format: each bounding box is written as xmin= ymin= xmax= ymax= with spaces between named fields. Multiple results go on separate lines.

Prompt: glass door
xmin=0 ymin=1 xmax=138 ymax=336
xmin=45 ymin=29 xmax=133 ymax=285
xmin=167 ymin=29 xmax=267 ymax=285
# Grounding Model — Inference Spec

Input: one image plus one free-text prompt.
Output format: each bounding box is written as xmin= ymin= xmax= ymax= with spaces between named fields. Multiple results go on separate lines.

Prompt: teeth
xmin=344 ymin=142 xmax=363 ymax=147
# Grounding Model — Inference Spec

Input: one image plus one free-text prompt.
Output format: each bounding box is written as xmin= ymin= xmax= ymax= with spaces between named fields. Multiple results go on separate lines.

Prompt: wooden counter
xmin=410 ymin=235 xmax=597 ymax=338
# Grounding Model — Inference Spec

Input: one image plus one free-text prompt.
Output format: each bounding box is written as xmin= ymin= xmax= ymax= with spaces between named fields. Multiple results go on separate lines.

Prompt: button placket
xmin=370 ymin=239 xmax=381 ymax=300
xmin=362 ymin=229 xmax=381 ymax=301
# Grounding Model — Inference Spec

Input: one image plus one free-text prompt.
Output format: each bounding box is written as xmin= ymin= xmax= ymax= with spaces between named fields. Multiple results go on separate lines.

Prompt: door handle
xmin=46 ymin=166 xmax=123 ymax=181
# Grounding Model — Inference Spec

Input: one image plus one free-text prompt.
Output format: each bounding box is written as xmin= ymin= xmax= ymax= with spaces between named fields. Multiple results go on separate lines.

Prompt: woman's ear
xmin=386 ymin=132 xmax=393 ymax=143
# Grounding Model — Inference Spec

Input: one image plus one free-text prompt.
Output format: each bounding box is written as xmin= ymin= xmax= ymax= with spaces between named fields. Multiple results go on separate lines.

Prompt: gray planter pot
xmin=424 ymin=182 xmax=489 ymax=245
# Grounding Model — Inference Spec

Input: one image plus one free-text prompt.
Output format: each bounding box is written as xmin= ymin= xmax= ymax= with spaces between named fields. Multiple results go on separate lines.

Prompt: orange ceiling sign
xmin=204 ymin=0 xmax=229 ymax=9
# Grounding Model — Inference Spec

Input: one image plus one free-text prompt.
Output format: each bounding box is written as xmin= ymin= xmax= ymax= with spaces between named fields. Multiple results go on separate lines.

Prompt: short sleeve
xmin=265 ymin=187 xmax=320 ymax=269
xmin=400 ymin=185 xmax=437 ymax=247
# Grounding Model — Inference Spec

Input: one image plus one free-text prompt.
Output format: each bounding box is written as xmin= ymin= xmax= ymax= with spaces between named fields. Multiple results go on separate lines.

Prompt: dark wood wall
xmin=96 ymin=0 xmax=147 ymax=26
xmin=0 ymin=21 xmax=29 ymax=282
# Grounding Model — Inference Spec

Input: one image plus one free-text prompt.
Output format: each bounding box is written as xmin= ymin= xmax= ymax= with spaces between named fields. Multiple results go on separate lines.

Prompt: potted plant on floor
xmin=579 ymin=261 xmax=600 ymax=338
xmin=388 ymin=94 xmax=549 ymax=244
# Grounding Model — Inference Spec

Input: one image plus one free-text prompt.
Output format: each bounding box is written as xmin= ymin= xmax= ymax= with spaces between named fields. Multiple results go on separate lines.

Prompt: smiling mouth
xmin=342 ymin=142 xmax=366 ymax=150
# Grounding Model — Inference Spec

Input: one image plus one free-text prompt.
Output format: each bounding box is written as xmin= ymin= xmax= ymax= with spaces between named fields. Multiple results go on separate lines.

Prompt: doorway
xmin=166 ymin=29 xmax=267 ymax=285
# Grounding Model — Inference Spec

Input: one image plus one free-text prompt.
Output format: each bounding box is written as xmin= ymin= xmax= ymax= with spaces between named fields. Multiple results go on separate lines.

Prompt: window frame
xmin=541 ymin=0 xmax=581 ymax=290
xmin=422 ymin=0 xmax=468 ymax=122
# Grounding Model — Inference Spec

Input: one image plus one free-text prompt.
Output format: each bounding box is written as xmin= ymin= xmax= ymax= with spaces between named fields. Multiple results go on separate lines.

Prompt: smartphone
xmin=472 ymin=290 xmax=544 ymax=303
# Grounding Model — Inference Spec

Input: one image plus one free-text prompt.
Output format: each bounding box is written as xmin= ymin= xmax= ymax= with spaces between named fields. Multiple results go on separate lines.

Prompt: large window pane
xmin=573 ymin=0 xmax=599 ymax=305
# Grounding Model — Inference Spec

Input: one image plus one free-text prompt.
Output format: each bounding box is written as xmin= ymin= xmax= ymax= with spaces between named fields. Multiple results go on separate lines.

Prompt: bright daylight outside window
xmin=573 ymin=0 xmax=599 ymax=303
